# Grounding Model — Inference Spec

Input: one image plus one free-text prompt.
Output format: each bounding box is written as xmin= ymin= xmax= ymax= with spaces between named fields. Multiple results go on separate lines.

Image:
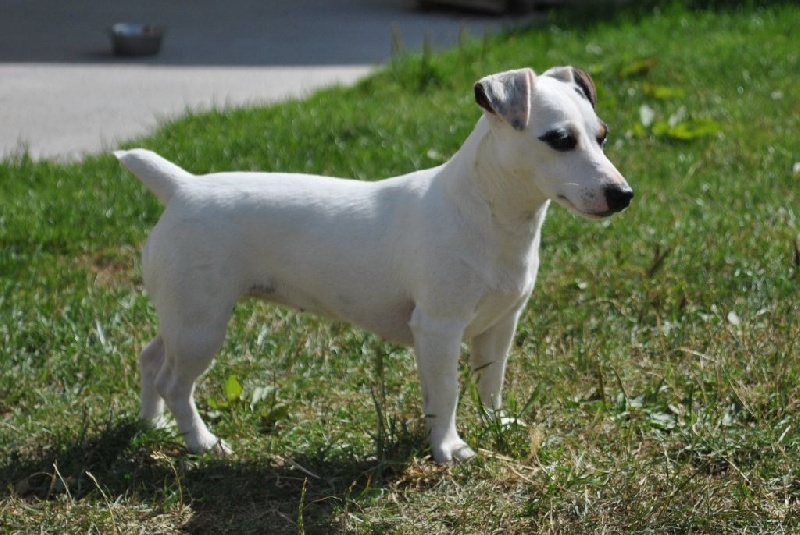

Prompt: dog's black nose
xmin=604 ymin=184 xmax=634 ymax=212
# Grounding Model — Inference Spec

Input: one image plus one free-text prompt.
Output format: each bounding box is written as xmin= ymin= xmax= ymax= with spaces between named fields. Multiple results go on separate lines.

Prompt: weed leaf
xmin=224 ymin=375 xmax=243 ymax=403
xmin=619 ymin=57 xmax=658 ymax=78
xmin=643 ymin=83 xmax=687 ymax=100
xmin=653 ymin=116 xmax=720 ymax=141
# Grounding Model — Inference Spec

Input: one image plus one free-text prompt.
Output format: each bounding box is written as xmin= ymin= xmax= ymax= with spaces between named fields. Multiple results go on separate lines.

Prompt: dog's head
xmin=475 ymin=67 xmax=632 ymax=218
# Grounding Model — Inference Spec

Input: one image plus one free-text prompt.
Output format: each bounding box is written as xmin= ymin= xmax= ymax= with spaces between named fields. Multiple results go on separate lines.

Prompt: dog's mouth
xmin=555 ymin=179 xmax=633 ymax=219
xmin=555 ymin=194 xmax=614 ymax=219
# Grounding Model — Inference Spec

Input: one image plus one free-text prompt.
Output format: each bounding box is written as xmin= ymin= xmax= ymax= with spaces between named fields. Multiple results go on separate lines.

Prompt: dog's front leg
xmin=470 ymin=309 xmax=521 ymax=413
xmin=410 ymin=310 xmax=475 ymax=463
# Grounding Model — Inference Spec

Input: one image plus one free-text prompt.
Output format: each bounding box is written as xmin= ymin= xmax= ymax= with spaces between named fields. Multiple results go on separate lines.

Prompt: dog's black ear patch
xmin=571 ymin=67 xmax=597 ymax=109
xmin=475 ymin=83 xmax=495 ymax=115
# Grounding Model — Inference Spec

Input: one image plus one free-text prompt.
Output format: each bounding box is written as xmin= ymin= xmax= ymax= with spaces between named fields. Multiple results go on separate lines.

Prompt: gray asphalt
xmin=0 ymin=0 xmax=536 ymax=161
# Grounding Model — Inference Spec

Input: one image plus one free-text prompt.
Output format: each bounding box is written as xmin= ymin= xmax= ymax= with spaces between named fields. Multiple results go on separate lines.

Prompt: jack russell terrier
xmin=116 ymin=66 xmax=632 ymax=463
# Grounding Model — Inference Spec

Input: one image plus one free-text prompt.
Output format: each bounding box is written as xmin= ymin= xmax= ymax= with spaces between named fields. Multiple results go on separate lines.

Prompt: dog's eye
xmin=539 ymin=129 xmax=578 ymax=152
xmin=597 ymin=122 xmax=609 ymax=148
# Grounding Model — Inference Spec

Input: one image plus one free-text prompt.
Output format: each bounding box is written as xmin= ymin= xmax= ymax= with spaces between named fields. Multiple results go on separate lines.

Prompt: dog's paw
xmin=186 ymin=429 xmax=233 ymax=455
xmin=145 ymin=415 xmax=171 ymax=430
xmin=486 ymin=409 xmax=528 ymax=429
xmin=188 ymin=437 xmax=233 ymax=458
xmin=211 ymin=439 xmax=233 ymax=458
xmin=498 ymin=416 xmax=527 ymax=428
xmin=431 ymin=436 xmax=476 ymax=463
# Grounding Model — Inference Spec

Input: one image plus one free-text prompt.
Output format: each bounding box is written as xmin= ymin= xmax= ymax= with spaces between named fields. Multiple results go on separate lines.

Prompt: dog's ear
xmin=474 ymin=68 xmax=535 ymax=131
xmin=571 ymin=67 xmax=597 ymax=109
xmin=544 ymin=66 xmax=597 ymax=109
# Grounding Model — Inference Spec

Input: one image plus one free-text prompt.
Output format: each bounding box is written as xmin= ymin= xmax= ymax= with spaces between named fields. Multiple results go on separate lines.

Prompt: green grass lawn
xmin=2 ymin=3 xmax=799 ymax=533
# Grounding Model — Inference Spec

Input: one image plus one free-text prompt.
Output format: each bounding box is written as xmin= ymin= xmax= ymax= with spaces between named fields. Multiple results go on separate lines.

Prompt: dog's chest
xmin=459 ymin=241 xmax=540 ymax=338
xmin=465 ymin=279 xmax=534 ymax=339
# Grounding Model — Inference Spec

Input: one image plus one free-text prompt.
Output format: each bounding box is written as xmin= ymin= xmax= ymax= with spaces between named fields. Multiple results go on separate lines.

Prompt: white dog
xmin=116 ymin=66 xmax=632 ymax=463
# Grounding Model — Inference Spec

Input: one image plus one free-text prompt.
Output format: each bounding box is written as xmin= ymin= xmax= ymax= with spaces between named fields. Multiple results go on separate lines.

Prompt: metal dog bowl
xmin=110 ymin=23 xmax=164 ymax=56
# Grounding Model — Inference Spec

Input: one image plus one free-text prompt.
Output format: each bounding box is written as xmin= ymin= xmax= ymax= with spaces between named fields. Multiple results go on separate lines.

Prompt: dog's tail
xmin=115 ymin=148 xmax=192 ymax=205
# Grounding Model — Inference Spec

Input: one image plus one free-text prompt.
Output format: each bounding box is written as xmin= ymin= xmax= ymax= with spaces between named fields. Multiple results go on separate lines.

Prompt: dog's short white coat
xmin=117 ymin=66 xmax=631 ymax=462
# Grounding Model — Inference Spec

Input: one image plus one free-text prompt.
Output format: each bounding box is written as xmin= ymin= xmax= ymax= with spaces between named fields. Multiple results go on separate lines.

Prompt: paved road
xmin=0 ymin=0 xmax=533 ymax=161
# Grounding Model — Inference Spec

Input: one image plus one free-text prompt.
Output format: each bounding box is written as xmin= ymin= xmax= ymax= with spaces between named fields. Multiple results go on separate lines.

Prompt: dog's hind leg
xmin=156 ymin=317 xmax=232 ymax=454
xmin=139 ymin=334 xmax=167 ymax=428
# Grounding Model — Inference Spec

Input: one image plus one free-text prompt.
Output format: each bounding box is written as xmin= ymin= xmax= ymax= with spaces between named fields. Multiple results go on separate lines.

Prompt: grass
xmin=2 ymin=2 xmax=800 ymax=533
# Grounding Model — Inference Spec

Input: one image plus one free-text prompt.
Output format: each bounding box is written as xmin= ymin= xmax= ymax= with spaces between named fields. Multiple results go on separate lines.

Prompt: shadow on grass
xmin=0 ymin=417 xmax=423 ymax=533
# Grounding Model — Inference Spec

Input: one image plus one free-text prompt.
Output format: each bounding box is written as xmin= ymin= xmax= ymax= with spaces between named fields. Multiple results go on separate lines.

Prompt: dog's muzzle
xmin=603 ymin=184 xmax=634 ymax=213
